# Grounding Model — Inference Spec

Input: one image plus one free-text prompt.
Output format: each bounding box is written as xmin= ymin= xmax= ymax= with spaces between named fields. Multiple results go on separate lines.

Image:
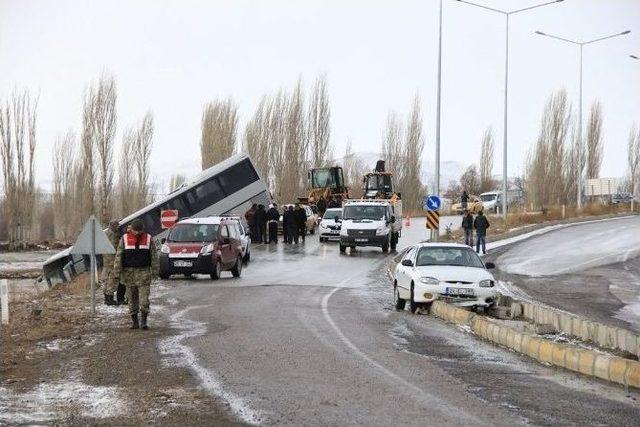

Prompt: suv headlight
xmin=160 ymin=244 xmax=170 ymax=254
xmin=419 ymin=277 xmax=439 ymax=285
xmin=376 ymin=227 xmax=386 ymax=235
xmin=200 ymin=243 xmax=215 ymax=255
xmin=479 ymin=279 xmax=495 ymax=287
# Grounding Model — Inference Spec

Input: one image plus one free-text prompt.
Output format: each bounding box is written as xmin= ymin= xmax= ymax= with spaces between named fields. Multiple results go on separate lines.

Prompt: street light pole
xmin=456 ymin=0 xmax=564 ymax=223
xmin=433 ymin=0 xmax=443 ymax=243
xmin=535 ymin=30 xmax=631 ymax=210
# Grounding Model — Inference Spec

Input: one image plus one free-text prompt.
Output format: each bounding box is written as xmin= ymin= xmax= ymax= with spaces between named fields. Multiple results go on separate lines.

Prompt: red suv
xmin=159 ymin=217 xmax=244 ymax=280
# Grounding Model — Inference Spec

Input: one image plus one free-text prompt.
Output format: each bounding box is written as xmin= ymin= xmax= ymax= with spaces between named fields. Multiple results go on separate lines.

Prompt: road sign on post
xmin=423 ymin=195 xmax=442 ymax=212
xmin=70 ymin=216 xmax=116 ymax=314
xmin=426 ymin=210 xmax=440 ymax=230
xmin=161 ymin=209 xmax=179 ymax=229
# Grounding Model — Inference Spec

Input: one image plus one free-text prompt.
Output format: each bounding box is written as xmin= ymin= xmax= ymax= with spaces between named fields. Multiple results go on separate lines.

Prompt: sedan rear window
xmin=416 ymin=247 xmax=485 ymax=268
xmin=168 ymin=224 xmax=219 ymax=243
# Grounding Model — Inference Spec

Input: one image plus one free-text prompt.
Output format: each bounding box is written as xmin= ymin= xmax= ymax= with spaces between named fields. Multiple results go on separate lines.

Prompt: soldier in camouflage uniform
xmin=102 ymin=220 xmax=121 ymax=306
xmin=113 ymin=219 xmax=159 ymax=330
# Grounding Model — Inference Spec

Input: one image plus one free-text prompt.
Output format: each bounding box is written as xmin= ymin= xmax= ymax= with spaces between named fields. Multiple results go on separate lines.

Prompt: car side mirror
xmin=161 ymin=238 xmax=166 ymax=244
xmin=401 ymin=259 xmax=413 ymax=267
xmin=485 ymin=262 xmax=495 ymax=269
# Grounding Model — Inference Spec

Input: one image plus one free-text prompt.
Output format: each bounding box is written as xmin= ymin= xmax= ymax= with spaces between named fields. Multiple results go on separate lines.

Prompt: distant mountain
xmin=334 ymin=151 xmax=468 ymax=191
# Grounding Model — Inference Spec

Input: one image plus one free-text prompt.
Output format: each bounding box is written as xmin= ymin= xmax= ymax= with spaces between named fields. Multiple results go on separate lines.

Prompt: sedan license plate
xmin=446 ymin=287 xmax=474 ymax=296
xmin=355 ymin=238 xmax=368 ymax=242
xmin=173 ymin=260 xmax=193 ymax=268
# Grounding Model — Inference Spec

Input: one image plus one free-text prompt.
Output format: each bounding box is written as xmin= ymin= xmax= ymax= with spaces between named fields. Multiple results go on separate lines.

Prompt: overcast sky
xmin=1 ymin=0 xmax=638 ymax=191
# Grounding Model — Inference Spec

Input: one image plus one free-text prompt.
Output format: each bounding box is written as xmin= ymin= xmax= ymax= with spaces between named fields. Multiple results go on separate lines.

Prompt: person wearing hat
xmin=113 ymin=218 xmax=158 ymax=330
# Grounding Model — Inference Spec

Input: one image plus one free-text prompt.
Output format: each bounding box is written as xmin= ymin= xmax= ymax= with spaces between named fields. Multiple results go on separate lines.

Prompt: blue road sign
xmin=423 ymin=195 xmax=442 ymax=211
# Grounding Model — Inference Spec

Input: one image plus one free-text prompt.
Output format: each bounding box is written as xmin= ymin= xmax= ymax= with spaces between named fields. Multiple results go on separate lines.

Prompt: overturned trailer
xmin=42 ymin=154 xmax=270 ymax=286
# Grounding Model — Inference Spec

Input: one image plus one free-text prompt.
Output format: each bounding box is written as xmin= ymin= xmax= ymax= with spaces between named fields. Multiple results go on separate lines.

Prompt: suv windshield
xmin=480 ymin=194 xmax=497 ymax=202
xmin=415 ymin=247 xmax=485 ymax=268
xmin=323 ymin=209 xmax=342 ymax=219
xmin=343 ymin=205 xmax=386 ymax=221
xmin=167 ymin=223 xmax=219 ymax=242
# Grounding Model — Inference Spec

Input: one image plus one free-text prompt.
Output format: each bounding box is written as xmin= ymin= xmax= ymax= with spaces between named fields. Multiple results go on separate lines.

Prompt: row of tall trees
xmin=0 ymin=91 xmax=38 ymax=246
xmin=49 ymin=74 xmax=154 ymax=240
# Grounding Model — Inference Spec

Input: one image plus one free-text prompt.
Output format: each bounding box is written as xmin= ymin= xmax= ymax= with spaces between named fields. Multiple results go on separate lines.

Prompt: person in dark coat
xmin=255 ymin=204 xmax=267 ymax=244
xmin=473 ymin=210 xmax=490 ymax=254
xmin=327 ymin=197 xmax=339 ymax=209
xmin=295 ymin=204 xmax=307 ymax=243
xmin=245 ymin=204 xmax=257 ymax=240
xmin=316 ymin=196 xmax=327 ymax=218
xmin=267 ymin=203 xmax=280 ymax=244
xmin=285 ymin=206 xmax=297 ymax=243
xmin=462 ymin=210 xmax=474 ymax=247
xmin=461 ymin=191 xmax=469 ymax=212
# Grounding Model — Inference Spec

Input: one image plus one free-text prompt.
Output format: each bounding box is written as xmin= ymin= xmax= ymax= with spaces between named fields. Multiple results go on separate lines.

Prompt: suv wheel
xmin=231 ymin=257 xmax=243 ymax=278
xmin=210 ymin=259 xmax=222 ymax=280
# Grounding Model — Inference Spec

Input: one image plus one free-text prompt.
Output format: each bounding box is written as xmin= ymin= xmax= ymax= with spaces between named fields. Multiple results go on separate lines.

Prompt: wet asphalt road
xmin=488 ymin=216 xmax=640 ymax=333
xmin=159 ymin=221 xmax=640 ymax=426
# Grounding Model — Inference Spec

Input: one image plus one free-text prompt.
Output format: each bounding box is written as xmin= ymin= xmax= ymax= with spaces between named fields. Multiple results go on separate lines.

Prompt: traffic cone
xmin=404 ymin=215 xmax=411 ymax=227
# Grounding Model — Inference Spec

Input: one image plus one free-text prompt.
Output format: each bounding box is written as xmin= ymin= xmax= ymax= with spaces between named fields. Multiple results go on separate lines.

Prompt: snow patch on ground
xmin=158 ymin=306 xmax=262 ymax=425
xmin=0 ymin=380 xmax=126 ymax=424
xmin=495 ymin=216 xmax=640 ymax=276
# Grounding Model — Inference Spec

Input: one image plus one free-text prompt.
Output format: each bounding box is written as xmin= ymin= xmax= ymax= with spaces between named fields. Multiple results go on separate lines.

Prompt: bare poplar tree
xmin=244 ymin=96 xmax=271 ymax=185
xmin=342 ymin=140 xmax=367 ymax=198
xmin=201 ymin=98 xmax=238 ymax=170
xmin=381 ymin=111 xmax=404 ymax=185
xmin=117 ymin=127 xmax=136 ymax=217
xmin=278 ymin=80 xmax=306 ymax=202
xmin=52 ymin=131 xmax=77 ymax=240
xmin=585 ymin=100 xmax=603 ymax=179
xmin=87 ymin=73 xmax=117 ymax=223
xmin=169 ymin=174 xmax=187 ymax=192
xmin=308 ymin=74 xmax=331 ymax=167
xmin=628 ymin=125 xmax=640 ymax=199
xmin=0 ymin=90 xmax=38 ymax=247
xmin=460 ymin=165 xmax=480 ymax=196
xmin=525 ymin=90 xmax=571 ymax=208
xmin=479 ymin=126 xmax=494 ymax=193
xmin=402 ymin=95 xmax=426 ymax=212
xmin=134 ymin=112 xmax=154 ymax=209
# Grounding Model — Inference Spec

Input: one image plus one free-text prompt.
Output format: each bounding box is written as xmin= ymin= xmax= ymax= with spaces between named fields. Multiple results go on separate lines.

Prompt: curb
xmin=430 ymin=301 xmax=640 ymax=389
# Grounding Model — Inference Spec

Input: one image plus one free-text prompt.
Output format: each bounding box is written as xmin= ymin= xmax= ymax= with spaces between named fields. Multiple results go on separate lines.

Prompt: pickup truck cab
xmin=339 ymin=199 xmax=402 ymax=253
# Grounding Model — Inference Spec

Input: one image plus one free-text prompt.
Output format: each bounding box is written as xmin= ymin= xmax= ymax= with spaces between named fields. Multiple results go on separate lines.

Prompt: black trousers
xmin=298 ymin=224 xmax=306 ymax=242
xmin=268 ymin=221 xmax=278 ymax=243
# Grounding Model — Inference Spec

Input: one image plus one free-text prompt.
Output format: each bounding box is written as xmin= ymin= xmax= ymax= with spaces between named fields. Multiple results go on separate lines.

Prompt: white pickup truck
xmin=339 ymin=199 xmax=402 ymax=253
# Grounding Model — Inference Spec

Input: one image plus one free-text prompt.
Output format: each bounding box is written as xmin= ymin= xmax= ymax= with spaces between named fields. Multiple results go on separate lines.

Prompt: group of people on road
xmin=461 ymin=209 xmax=490 ymax=254
xmin=244 ymin=202 xmax=309 ymax=245
xmin=101 ymin=218 xmax=158 ymax=330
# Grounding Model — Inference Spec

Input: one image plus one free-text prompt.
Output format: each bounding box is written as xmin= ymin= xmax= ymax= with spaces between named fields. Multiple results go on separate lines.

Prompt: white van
xmin=480 ymin=191 xmax=501 ymax=213
xmin=339 ymin=199 xmax=402 ymax=253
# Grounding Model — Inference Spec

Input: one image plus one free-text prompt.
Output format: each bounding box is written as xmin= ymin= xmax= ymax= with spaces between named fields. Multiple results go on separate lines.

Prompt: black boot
xmin=116 ymin=283 xmax=127 ymax=305
xmin=141 ymin=312 xmax=148 ymax=330
xmin=130 ymin=313 xmax=139 ymax=329
xmin=104 ymin=293 xmax=117 ymax=306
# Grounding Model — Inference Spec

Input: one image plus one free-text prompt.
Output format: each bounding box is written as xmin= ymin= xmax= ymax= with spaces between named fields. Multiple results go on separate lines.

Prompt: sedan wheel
xmin=394 ymin=285 xmax=406 ymax=311
xmin=409 ymin=284 xmax=420 ymax=314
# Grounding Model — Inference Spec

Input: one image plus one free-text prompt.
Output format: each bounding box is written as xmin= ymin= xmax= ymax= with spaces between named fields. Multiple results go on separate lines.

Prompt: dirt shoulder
xmin=0 ymin=277 xmax=242 ymax=426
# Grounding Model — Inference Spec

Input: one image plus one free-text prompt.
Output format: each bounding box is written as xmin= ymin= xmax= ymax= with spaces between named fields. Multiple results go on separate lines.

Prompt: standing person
xmin=282 ymin=205 xmax=292 ymax=243
xmin=255 ymin=204 xmax=267 ymax=244
xmin=286 ymin=206 xmax=297 ymax=243
xmin=102 ymin=220 xmax=121 ymax=306
xmin=461 ymin=210 xmax=474 ymax=247
xmin=295 ymin=204 xmax=307 ymax=243
xmin=113 ymin=219 xmax=159 ymax=330
xmin=267 ymin=203 xmax=280 ymax=244
xmin=327 ymin=197 xmax=339 ymax=209
xmin=245 ymin=203 xmax=257 ymax=240
xmin=473 ymin=210 xmax=490 ymax=254
xmin=461 ymin=191 xmax=469 ymax=212
xmin=316 ymin=196 xmax=327 ymax=218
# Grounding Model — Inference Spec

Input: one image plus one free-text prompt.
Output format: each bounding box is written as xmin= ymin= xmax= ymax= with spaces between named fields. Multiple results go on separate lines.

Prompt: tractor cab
xmin=363 ymin=160 xmax=397 ymax=199
xmin=304 ymin=166 xmax=349 ymax=203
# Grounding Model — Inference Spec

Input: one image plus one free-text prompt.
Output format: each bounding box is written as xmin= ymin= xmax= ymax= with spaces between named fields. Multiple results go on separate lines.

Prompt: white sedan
xmin=392 ymin=243 xmax=498 ymax=313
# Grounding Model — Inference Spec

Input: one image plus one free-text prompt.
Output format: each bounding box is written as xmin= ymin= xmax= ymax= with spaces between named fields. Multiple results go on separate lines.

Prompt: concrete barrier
xmin=517 ymin=302 xmax=640 ymax=358
xmin=429 ymin=301 xmax=640 ymax=389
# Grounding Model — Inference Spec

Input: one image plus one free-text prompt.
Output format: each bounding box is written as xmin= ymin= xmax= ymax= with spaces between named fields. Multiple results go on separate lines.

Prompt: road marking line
xmin=320 ymin=283 xmax=479 ymax=423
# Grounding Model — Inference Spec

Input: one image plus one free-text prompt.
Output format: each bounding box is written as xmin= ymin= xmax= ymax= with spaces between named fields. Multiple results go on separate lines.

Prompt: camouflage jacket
xmin=113 ymin=233 xmax=159 ymax=286
xmin=102 ymin=228 xmax=121 ymax=269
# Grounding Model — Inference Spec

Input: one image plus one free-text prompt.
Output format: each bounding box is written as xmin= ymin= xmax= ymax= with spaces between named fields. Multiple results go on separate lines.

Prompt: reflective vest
xmin=121 ymin=232 xmax=152 ymax=268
